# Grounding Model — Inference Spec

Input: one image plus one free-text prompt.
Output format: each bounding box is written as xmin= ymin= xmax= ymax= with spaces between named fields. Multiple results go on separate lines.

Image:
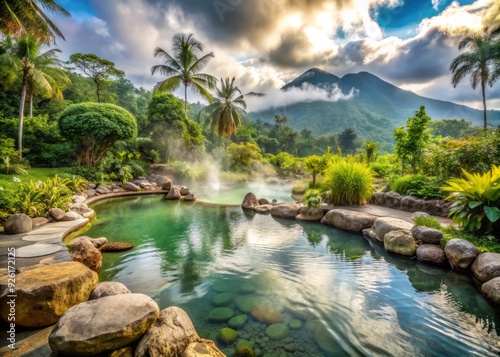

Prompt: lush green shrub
xmin=225 ymin=142 xmax=263 ymax=172
xmin=390 ymin=174 xmax=445 ymax=199
xmin=302 ymin=189 xmax=322 ymax=208
xmin=412 ymin=216 xmax=442 ymax=230
xmin=442 ymin=165 xmax=500 ymax=235
xmin=269 ymin=152 xmax=301 ymax=176
xmin=370 ymin=153 xmax=400 ymax=178
xmin=323 ymin=159 xmax=374 ymax=205
xmin=100 ymin=151 xmax=145 ymax=183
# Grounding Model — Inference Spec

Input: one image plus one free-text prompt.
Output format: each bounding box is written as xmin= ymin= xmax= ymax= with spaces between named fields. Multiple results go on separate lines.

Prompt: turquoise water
xmin=83 ymin=195 xmax=500 ymax=356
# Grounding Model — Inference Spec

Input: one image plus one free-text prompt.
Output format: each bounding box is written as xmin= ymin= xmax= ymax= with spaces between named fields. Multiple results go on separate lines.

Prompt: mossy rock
xmin=207 ymin=307 xmax=234 ymax=323
xmin=212 ymin=281 xmax=230 ymax=293
xmin=221 ymin=348 xmax=236 ymax=357
xmin=235 ymin=296 xmax=257 ymax=313
xmin=228 ymin=314 xmax=248 ymax=329
xmin=236 ymin=339 xmax=256 ymax=352
xmin=218 ymin=327 xmax=239 ymax=344
xmin=212 ymin=292 xmax=233 ymax=307
xmin=289 ymin=319 xmax=302 ymax=330
xmin=265 ymin=323 xmax=289 ymax=340
xmin=236 ymin=345 xmax=256 ymax=357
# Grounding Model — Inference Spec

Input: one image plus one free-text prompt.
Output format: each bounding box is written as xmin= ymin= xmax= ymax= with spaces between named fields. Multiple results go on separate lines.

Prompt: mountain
xmin=249 ymin=68 xmax=500 ymax=148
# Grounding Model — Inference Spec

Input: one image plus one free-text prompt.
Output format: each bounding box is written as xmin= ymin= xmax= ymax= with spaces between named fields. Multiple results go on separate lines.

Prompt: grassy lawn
xmin=0 ymin=167 xmax=75 ymax=193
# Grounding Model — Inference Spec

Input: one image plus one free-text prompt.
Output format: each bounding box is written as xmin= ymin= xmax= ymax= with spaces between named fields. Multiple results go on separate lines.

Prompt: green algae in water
xmin=85 ymin=195 xmax=500 ymax=356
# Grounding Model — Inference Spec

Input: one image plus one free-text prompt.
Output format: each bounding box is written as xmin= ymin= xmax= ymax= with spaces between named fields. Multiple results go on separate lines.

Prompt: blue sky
xmin=51 ymin=0 xmax=500 ymax=110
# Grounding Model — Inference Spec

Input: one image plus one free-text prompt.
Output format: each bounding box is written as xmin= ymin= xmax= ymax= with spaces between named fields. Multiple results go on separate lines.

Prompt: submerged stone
xmin=239 ymin=281 xmax=257 ymax=294
xmin=207 ymin=307 xmax=234 ymax=322
xmin=228 ymin=314 xmax=248 ymax=329
xmin=212 ymin=292 xmax=233 ymax=307
xmin=235 ymin=296 xmax=257 ymax=313
xmin=289 ymin=319 xmax=302 ymax=330
xmin=212 ymin=281 xmax=230 ymax=293
xmin=236 ymin=339 xmax=256 ymax=351
xmin=218 ymin=327 xmax=238 ymax=344
xmin=265 ymin=323 xmax=289 ymax=340
xmin=251 ymin=306 xmax=283 ymax=324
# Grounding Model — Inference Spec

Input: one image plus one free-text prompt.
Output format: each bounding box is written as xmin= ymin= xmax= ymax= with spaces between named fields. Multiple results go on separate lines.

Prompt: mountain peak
xmin=282 ymin=68 xmax=340 ymax=91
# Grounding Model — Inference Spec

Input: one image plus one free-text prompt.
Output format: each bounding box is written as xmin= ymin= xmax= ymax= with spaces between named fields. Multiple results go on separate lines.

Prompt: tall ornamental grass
xmin=323 ymin=159 xmax=374 ymax=205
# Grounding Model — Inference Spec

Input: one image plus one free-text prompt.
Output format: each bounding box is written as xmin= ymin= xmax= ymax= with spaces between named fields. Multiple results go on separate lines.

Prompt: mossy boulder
xmin=212 ymin=293 xmax=233 ymax=307
xmin=265 ymin=323 xmax=289 ymax=340
xmin=228 ymin=314 xmax=248 ymax=329
xmin=207 ymin=307 xmax=234 ymax=323
xmin=218 ymin=328 xmax=238 ymax=344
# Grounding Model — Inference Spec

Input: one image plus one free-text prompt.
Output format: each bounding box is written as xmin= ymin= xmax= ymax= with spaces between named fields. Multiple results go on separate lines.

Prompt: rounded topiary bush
xmin=58 ymin=103 xmax=138 ymax=167
xmin=323 ymin=160 xmax=374 ymax=205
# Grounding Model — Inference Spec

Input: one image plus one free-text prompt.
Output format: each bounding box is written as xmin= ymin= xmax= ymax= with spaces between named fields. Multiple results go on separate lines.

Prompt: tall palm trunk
xmin=29 ymin=88 xmax=33 ymax=117
xmin=184 ymin=83 xmax=188 ymax=116
xmin=18 ymin=73 xmax=28 ymax=159
xmin=481 ymin=80 xmax=487 ymax=130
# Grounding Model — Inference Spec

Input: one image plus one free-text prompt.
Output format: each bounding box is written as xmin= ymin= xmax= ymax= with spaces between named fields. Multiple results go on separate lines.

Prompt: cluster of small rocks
xmin=371 ymin=191 xmax=451 ymax=217
xmin=84 ymin=175 xmax=169 ymax=197
xmin=243 ymin=192 xmax=500 ymax=306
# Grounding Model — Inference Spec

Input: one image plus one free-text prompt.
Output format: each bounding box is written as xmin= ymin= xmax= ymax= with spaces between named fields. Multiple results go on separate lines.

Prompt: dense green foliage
xmin=412 ymin=216 xmax=442 ymax=230
xmin=224 ymin=142 xmax=262 ymax=172
xmin=303 ymin=155 xmax=327 ymax=188
xmin=323 ymin=158 xmax=374 ymax=205
xmin=390 ymin=175 xmax=445 ymax=199
xmin=302 ymin=189 xmax=322 ymax=208
xmin=58 ymin=103 xmax=138 ymax=167
xmin=442 ymin=165 xmax=500 ymax=236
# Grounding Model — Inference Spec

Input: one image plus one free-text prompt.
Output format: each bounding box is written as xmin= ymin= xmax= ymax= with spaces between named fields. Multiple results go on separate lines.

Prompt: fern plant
xmin=302 ymin=189 xmax=322 ymax=208
xmin=442 ymin=165 xmax=500 ymax=234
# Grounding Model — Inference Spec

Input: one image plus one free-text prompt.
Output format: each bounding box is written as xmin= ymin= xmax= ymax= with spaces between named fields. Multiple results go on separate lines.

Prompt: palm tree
xmin=151 ymin=33 xmax=217 ymax=115
xmin=199 ymin=77 xmax=247 ymax=141
xmin=0 ymin=0 xmax=70 ymax=43
xmin=0 ymin=35 xmax=67 ymax=158
xmin=450 ymin=27 xmax=500 ymax=130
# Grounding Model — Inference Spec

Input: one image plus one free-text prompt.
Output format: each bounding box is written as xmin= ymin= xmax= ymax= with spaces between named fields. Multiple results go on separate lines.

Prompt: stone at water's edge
xmin=50 ymin=293 xmax=159 ymax=356
xmin=62 ymin=211 xmax=83 ymax=221
xmin=123 ymin=182 xmax=140 ymax=191
xmin=444 ymin=238 xmax=479 ymax=271
xmin=49 ymin=207 xmax=65 ymax=221
xmin=270 ymin=203 xmax=302 ymax=219
xmin=411 ymin=226 xmax=443 ymax=244
xmin=471 ymin=253 xmax=500 ymax=284
xmin=165 ymin=186 xmax=181 ymax=200
xmin=32 ymin=216 xmax=49 ymax=228
xmin=71 ymin=237 xmax=102 ymax=272
xmin=242 ymin=192 xmax=259 ymax=209
xmin=373 ymin=217 xmax=414 ymax=242
xmin=416 ymin=244 xmax=447 ymax=265
xmin=89 ymin=281 xmax=132 ymax=300
xmin=253 ymin=204 xmax=273 ymax=214
xmin=69 ymin=236 xmax=107 ymax=248
xmin=296 ymin=207 xmax=324 ymax=221
xmin=384 ymin=230 xmax=416 ymax=256
xmin=321 ymin=209 xmax=376 ymax=232
xmin=482 ymin=277 xmax=500 ymax=304
xmin=184 ymin=193 xmax=197 ymax=201
xmin=101 ymin=242 xmax=134 ymax=252
xmin=136 ymin=306 xmax=197 ymax=357
xmin=3 ymin=213 xmax=32 ymax=234
xmin=0 ymin=262 xmax=97 ymax=328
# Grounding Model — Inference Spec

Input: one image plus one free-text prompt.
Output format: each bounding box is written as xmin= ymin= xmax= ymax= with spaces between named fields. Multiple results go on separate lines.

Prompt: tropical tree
xmin=199 ymin=76 xmax=247 ymax=141
xmin=0 ymin=34 xmax=67 ymax=158
xmin=151 ymin=33 xmax=217 ymax=114
xmin=69 ymin=53 xmax=124 ymax=103
xmin=304 ymin=155 xmax=327 ymax=188
xmin=450 ymin=26 xmax=500 ymax=130
xmin=0 ymin=0 xmax=70 ymax=43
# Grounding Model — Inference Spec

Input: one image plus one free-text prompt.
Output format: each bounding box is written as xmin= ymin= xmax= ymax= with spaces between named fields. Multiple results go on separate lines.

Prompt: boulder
xmin=72 ymin=194 xmax=87 ymax=203
xmin=62 ymin=211 xmax=83 ymax=221
xmin=0 ymin=262 xmax=97 ymax=328
xmin=32 ymin=216 xmax=49 ymax=228
xmin=265 ymin=323 xmax=289 ymax=340
xmin=180 ymin=186 xmax=191 ymax=196
xmin=258 ymin=198 xmax=270 ymax=205
xmin=253 ymin=204 xmax=273 ymax=214
xmin=212 ymin=293 xmax=233 ymax=307
xmin=370 ymin=192 xmax=385 ymax=206
xmin=86 ymin=188 xmax=96 ymax=197
xmin=411 ymin=226 xmax=443 ymax=244
xmin=481 ymin=277 xmax=500 ymax=305
xmin=84 ymin=183 xmax=97 ymax=190
xmin=184 ymin=193 xmax=196 ymax=202
xmin=69 ymin=201 xmax=93 ymax=216
xmin=134 ymin=180 xmax=151 ymax=189
xmin=362 ymin=228 xmax=378 ymax=241
xmin=136 ymin=306 xmax=197 ymax=357
xmin=161 ymin=181 xmax=173 ymax=191
xmin=123 ymin=182 xmax=140 ymax=192
xmin=3 ymin=213 xmax=33 ymax=234
xmin=384 ymin=191 xmax=402 ymax=209
xmin=49 ymin=294 xmax=159 ymax=356
xmin=71 ymin=238 xmax=102 ymax=272
xmin=101 ymin=242 xmax=134 ymax=252
xmin=95 ymin=185 xmax=112 ymax=194
xmin=165 ymin=186 xmax=181 ymax=200
xmin=422 ymin=199 xmax=450 ymax=217
xmin=296 ymin=207 xmax=324 ymax=221
xmin=416 ymin=244 xmax=447 ymax=265
xmin=89 ymin=282 xmax=131 ymax=300
xmin=321 ymin=209 xmax=376 ymax=232
xmin=207 ymin=307 xmax=234 ymax=322
xmin=471 ymin=253 xmax=500 ymax=283
xmin=228 ymin=314 xmax=248 ymax=329
xmin=384 ymin=230 xmax=416 ymax=256
xmin=69 ymin=236 xmax=108 ymax=249
xmin=217 ymin=328 xmax=238 ymax=344
xmin=183 ymin=340 xmax=225 ymax=357
xmin=373 ymin=217 xmax=413 ymax=242
xmin=49 ymin=207 xmax=65 ymax=221
xmin=148 ymin=174 xmax=170 ymax=186
xmin=251 ymin=306 xmax=283 ymax=324
xmin=270 ymin=203 xmax=302 ymax=219
xmin=242 ymin=192 xmax=259 ymax=209
xmin=444 ymin=239 xmax=479 ymax=270
xmin=400 ymin=196 xmax=424 ymax=212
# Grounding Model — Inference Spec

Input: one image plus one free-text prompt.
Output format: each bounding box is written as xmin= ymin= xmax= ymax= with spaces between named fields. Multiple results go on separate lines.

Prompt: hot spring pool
xmin=80 ymin=196 xmax=500 ymax=356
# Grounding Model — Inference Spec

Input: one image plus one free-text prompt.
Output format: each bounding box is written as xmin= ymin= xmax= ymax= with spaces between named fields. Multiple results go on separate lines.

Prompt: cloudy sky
xmin=51 ymin=0 xmax=500 ymax=110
